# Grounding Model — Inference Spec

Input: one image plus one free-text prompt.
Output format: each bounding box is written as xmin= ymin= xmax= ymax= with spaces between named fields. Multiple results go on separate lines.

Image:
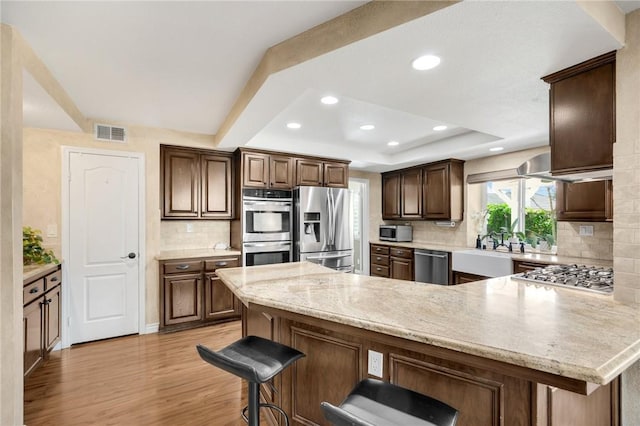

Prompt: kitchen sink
xmin=452 ymin=249 xmax=514 ymax=278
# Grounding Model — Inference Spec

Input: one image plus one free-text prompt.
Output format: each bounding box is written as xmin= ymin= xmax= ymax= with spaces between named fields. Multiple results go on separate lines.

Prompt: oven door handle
xmin=305 ymin=253 xmax=350 ymax=261
xmin=243 ymin=202 xmax=291 ymax=212
xmin=243 ymin=242 xmax=291 ymax=253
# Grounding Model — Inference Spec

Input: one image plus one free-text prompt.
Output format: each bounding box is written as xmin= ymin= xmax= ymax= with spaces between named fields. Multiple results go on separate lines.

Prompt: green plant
xmin=23 ymin=226 xmax=59 ymax=265
xmin=486 ymin=203 xmax=511 ymax=235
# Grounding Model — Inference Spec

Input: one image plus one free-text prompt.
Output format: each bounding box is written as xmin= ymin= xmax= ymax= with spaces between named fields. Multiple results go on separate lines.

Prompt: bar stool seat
xmin=321 ymin=379 xmax=458 ymax=426
xmin=197 ymin=336 xmax=305 ymax=426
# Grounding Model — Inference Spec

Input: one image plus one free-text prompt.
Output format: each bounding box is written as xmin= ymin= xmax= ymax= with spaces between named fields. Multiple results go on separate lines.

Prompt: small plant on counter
xmin=23 ymin=226 xmax=59 ymax=265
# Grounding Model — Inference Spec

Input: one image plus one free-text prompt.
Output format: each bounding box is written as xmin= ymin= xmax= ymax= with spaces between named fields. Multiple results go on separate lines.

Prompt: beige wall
xmin=614 ymin=9 xmax=640 ymax=424
xmin=22 ymin=126 xmax=225 ymax=326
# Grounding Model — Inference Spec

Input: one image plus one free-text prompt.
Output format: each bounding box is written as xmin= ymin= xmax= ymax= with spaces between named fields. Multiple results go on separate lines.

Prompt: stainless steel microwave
xmin=379 ymin=225 xmax=412 ymax=242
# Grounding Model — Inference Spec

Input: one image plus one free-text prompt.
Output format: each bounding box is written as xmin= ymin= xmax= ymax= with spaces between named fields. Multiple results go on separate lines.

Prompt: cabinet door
xmin=162 ymin=148 xmax=199 ymax=218
xmin=204 ymin=274 xmax=237 ymax=321
xmin=324 ymin=162 xmax=349 ymax=188
xmin=163 ymin=274 xmax=203 ymax=325
xmin=243 ymin=152 xmax=270 ymax=188
xmin=556 ymin=180 xmax=609 ymax=222
xmin=423 ymin=163 xmax=450 ymax=220
xmin=390 ymin=257 xmax=413 ymax=281
xmin=382 ymin=173 xmax=401 ymax=219
xmin=201 ymin=154 xmax=233 ymax=218
xmin=453 ymin=271 xmax=488 ymax=284
xmin=401 ymin=168 xmax=422 ymax=218
xmin=270 ymin=155 xmax=293 ymax=189
xmin=44 ymin=285 xmax=61 ymax=352
xmin=296 ymin=159 xmax=323 ymax=186
xmin=547 ymin=56 xmax=615 ymax=174
xmin=24 ymin=298 xmax=44 ymax=377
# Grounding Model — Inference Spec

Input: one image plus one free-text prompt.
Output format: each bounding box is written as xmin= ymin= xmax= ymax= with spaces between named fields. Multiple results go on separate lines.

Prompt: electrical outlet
xmin=579 ymin=225 xmax=594 ymax=236
xmin=186 ymin=223 xmax=194 ymax=233
xmin=368 ymin=350 xmax=383 ymax=378
xmin=46 ymin=224 xmax=58 ymax=237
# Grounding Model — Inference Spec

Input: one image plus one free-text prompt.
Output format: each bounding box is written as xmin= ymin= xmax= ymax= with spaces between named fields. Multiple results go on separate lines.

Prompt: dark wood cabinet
xmin=401 ymin=168 xmax=422 ymax=218
xmin=159 ymin=255 xmax=240 ymax=331
xmin=296 ymin=158 xmax=349 ymax=188
xmin=453 ymin=271 xmax=488 ymax=284
xmin=382 ymin=159 xmax=464 ymax=221
xmin=382 ymin=173 xmax=401 ymax=220
xmin=23 ymin=264 xmax=62 ymax=378
xmin=423 ymin=160 xmax=464 ymax=221
xmin=556 ymin=179 xmax=612 ymax=222
xmin=161 ymin=145 xmax=234 ymax=219
xmin=542 ymin=51 xmax=615 ymax=175
xmin=512 ymin=260 xmax=550 ymax=274
xmin=243 ymin=152 xmax=294 ymax=189
xmin=324 ymin=162 xmax=349 ymax=188
xmin=370 ymin=244 xmax=413 ymax=281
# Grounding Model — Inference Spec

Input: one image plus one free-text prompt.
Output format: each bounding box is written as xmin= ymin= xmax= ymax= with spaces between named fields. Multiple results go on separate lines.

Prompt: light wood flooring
xmin=24 ymin=321 xmax=268 ymax=426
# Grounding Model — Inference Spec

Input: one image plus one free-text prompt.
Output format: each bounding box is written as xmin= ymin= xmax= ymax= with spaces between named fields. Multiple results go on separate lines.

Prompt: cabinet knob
xmin=50 ymin=277 xmax=58 ymax=282
xmin=29 ymin=287 xmax=39 ymax=294
xmin=376 ymin=267 xmax=381 ymax=271
xmin=175 ymin=264 xmax=190 ymax=270
xmin=215 ymin=261 xmax=228 ymax=267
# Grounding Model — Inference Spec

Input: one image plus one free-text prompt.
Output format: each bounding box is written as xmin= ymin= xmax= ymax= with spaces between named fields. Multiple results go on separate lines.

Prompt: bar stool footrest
xmin=242 ymin=403 xmax=290 ymax=426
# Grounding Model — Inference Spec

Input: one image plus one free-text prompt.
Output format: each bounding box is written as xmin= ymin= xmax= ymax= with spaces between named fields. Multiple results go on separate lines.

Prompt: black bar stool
xmin=321 ymin=378 xmax=459 ymax=426
xmin=196 ymin=336 xmax=305 ymax=426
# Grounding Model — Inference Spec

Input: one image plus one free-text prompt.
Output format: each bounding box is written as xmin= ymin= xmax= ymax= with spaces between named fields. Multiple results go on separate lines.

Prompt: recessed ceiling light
xmin=388 ymin=141 xmax=399 ymax=146
xmin=412 ymin=55 xmax=441 ymax=71
xmin=433 ymin=125 xmax=447 ymax=131
xmin=360 ymin=124 xmax=375 ymax=131
xmin=489 ymin=147 xmax=504 ymax=152
xmin=286 ymin=122 xmax=301 ymax=129
xmin=321 ymin=96 xmax=339 ymax=105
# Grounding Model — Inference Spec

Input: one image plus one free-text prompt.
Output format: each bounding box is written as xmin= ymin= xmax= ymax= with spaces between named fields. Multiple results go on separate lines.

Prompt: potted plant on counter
xmin=23 ymin=226 xmax=59 ymax=265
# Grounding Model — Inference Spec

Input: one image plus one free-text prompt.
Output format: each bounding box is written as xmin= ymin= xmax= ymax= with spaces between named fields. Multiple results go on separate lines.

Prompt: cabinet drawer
xmin=163 ymin=260 xmax=203 ymax=274
xmin=389 ymin=247 xmax=413 ymax=259
xmin=371 ymin=245 xmax=390 ymax=255
xmin=371 ymin=255 xmax=389 ymax=266
xmin=45 ymin=269 xmax=62 ymax=291
xmin=371 ymin=265 xmax=390 ymax=277
xmin=24 ymin=278 xmax=45 ymax=306
xmin=205 ymin=257 xmax=239 ymax=272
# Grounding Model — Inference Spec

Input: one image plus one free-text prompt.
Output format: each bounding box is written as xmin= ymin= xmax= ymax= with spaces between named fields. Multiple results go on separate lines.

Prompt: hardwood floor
xmin=24 ymin=320 xmax=269 ymax=425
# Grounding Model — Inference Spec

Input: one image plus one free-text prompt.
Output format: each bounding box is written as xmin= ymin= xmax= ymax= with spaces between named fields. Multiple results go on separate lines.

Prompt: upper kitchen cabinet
xmin=382 ymin=159 xmax=464 ymax=221
xmin=556 ymin=179 xmax=612 ymax=222
xmin=542 ymin=51 xmax=615 ymax=175
xmin=295 ymin=158 xmax=349 ymax=188
xmin=423 ymin=159 xmax=464 ymax=221
xmin=382 ymin=172 xmax=401 ymax=220
xmin=242 ymin=151 xmax=293 ymax=189
xmin=161 ymin=145 xmax=234 ymax=220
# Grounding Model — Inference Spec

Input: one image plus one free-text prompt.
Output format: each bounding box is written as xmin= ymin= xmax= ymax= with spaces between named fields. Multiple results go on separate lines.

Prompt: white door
xmin=68 ymin=151 xmax=140 ymax=344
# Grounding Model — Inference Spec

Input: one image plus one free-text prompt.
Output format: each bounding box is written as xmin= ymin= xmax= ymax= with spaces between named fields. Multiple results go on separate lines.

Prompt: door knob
xmin=121 ymin=252 xmax=136 ymax=259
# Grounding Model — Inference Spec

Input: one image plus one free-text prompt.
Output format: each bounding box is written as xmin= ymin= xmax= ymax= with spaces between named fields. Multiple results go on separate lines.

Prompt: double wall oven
xmin=242 ymin=188 xmax=292 ymax=266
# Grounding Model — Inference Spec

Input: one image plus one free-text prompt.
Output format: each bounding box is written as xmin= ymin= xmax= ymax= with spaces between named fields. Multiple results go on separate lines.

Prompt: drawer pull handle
xmin=376 ymin=267 xmax=382 ymax=271
xmin=175 ymin=265 xmax=190 ymax=270
xmin=50 ymin=277 xmax=58 ymax=282
xmin=376 ymin=257 xmax=381 ymax=261
xmin=29 ymin=287 xmax=40 ymax=294
xmin=215 ymin=261 xmax=228 ymax=267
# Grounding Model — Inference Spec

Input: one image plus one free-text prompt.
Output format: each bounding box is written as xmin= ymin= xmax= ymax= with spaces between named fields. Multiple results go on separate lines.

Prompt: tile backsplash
xmin=401 ymin=221 xmax=468 ymax=247
xmin=556 ymin=221 xmax=613 ymax=261
xmin=160 ymin=221 xmax=230 ymax=250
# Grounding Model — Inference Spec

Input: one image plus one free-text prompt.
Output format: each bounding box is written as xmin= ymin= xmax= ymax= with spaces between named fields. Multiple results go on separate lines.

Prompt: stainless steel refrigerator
xmin=294 ymin=186 xmax=353 ymax=272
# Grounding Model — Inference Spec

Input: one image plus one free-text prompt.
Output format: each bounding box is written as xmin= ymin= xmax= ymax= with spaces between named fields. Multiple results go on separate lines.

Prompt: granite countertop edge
xmin=156 ymin=247 xmax=242 ymax=260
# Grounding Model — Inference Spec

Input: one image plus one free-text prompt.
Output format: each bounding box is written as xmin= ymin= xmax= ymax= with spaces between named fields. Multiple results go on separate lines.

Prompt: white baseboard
xmin=144 ymin=323 xmax=159 ymax=334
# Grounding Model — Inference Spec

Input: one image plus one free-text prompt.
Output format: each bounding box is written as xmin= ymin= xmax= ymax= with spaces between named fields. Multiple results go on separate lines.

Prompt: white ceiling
xmin=3 ymin=1 xmax=639 ymax=171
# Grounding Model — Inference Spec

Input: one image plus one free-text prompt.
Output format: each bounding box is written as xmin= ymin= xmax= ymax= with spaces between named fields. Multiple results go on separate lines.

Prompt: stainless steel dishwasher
xmin=414 ymin=249 xmax=449 ymax=285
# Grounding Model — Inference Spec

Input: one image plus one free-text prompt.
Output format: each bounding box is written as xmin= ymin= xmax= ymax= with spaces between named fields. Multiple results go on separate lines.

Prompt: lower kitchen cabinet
xmin=453 ymin=271 xmax=489 ymax=284
xmin=512 ymin=259 xmax=550 ymax=274
xmin=23 ymin=264 xmax=62 ymax=378
xmin=159 ymin=255 xmax=240 ymax=331
xmin=370 ymin=244 xmax=414 ymax=281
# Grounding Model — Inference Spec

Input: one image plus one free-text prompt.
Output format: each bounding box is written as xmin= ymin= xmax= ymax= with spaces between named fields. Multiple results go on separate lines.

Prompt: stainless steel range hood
xmin=516 ymin=153 xmax=612 ymax=182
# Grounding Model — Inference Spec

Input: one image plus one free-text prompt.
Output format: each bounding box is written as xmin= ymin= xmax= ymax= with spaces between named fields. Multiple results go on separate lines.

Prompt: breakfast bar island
xmin=216 ymin=262 xmax=640 ymax=426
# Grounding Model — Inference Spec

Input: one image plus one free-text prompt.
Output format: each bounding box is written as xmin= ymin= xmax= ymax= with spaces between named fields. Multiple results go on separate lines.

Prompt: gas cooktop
xmin=512 ymin=264 xmax=613 ymax=295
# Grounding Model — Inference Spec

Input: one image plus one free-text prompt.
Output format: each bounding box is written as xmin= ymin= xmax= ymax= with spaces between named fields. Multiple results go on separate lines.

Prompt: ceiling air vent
xmin=95 ymin=124 xmax=127 ymax=143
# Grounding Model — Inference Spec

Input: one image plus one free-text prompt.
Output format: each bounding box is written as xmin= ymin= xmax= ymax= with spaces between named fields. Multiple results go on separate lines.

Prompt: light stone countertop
xmin=156 ymin=247 xmax=242 ymax=260
xmin=217 ymin=261 xmax=640 ymax=386
xmin=23 ymin=263 xmax=61 ymax=282
xmin=370 ymin=239 xmax=613 ymax=268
